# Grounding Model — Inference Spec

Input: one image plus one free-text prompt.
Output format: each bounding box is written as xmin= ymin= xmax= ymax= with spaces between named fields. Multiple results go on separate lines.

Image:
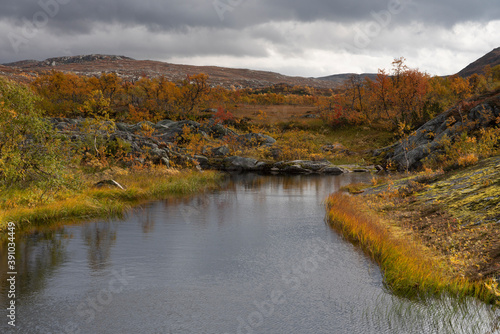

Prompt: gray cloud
xmin=0 ymin=0 xmax=499 ymax=76
xmin=2 ymin=0 xmax=500 ymax=32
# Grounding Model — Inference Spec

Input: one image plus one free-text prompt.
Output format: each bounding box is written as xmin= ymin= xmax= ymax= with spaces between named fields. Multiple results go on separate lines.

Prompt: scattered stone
xmin=94 ymin=179 xmax=125 ymax=190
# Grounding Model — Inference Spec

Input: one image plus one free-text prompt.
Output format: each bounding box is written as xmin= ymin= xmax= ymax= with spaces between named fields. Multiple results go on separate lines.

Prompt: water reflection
xmin=367 ymin=294 xmax=500 ymax=334
xmin=82 ymin=222 xmax=117 ymax=271
xmin=0 ymin=230 xmax=69 ymax=307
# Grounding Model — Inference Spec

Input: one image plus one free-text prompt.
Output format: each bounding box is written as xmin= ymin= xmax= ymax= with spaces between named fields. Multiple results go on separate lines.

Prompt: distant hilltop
xmin=316 ymin=73 xmax=378 ymax=84
xmin=2 ymin=54 xmax=339 ymax=90
xmin=457 ymin=47 xmax=500 ymax=78
xmin=4 ymin=54 xmax=134 ymax=68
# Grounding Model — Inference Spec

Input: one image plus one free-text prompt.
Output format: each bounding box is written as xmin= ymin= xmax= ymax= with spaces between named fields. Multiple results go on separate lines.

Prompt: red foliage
xmin=213 ymin=106 xmax=235 ymax=124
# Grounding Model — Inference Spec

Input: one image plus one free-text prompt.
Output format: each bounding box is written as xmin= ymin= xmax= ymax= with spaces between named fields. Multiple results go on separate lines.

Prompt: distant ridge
xmin=457 ymin=47 xmax=500 ymax=77
xmin=316 ymin=73 xmax=378 ymax=85
xmin=3 ymin=54 xmax=134 ymax=68
xmin=2 ymin=54 xmax=339 ymax=90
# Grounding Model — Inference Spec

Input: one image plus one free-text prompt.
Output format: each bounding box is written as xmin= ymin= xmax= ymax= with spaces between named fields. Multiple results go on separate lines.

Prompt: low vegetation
xmin=326 ymin=193 xmax=497 ymax=304
xmin=0 ymin=168 xmax=221 ymax=238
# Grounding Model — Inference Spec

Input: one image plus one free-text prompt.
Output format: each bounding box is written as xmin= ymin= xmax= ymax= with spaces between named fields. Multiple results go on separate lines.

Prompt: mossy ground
xmin=345 ymin=156 xmax=500 ymax=300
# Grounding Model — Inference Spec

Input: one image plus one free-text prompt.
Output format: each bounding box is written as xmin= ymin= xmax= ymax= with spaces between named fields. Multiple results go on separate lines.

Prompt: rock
xmin=224 ymin=156 xmax=262 ymax=171
xmin=212 ymin=146 xmax=230 ymax=157
xmin=282 ymin=164 xmax=312 ymax=174
xmin=202 ymin=108 xmax=218 ymax=113
xmin=353 ymin=168 xmax=370 ymax=173
xmin=203 ymin=120 xmax=237 ymax=138
xmin=55 ymin=122 xmax=70 ymax=131
xmin=287 ymin=160 xmax=328 ymax=171
xmin=116 ymin=122 xmax=132 ymax=132
xmin=160 ymin=157 xmax=170 ymax=167
xmin=385 ymin=95 xmax=500 ymax=171
xmin=320 ymin=166 xmax=347 ymax=175
xmin=194 ymin=155 xmax=209 ymax=169
xmin=237 ymin=133 xmax=276 ymax=147
xmin=150 ymin=148 xmax=167 ymax=157
xmin=94 ymin=179 xmax=125 ymax=190
xmin=273 ymin=160 xmax=348 ymax=175
xmin=268 ymin=147 xmax=283 ymax=160
xmin=155 ymin=119 xmax=176 ymax=127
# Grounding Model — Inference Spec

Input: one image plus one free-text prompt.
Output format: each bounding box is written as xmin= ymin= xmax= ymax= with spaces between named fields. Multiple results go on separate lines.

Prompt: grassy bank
xmin=0 ymin=168 xmax=222 ymax=237
xmin=326 ymin=192 xmax=498 ymax=304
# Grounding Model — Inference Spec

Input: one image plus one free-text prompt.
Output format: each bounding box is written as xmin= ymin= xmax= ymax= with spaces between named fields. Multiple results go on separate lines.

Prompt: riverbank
xmin=326 ymin=156 xmax=500 ymax=304
xmin=0 ymin=168 xmax=222 ymax=239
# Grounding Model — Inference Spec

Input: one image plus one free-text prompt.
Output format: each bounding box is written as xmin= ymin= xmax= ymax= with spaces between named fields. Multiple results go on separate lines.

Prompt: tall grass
xmin=0 ymin=170 xmax=222 ymax=236
xmin=325 ymin=193 xmax=497 ymax=304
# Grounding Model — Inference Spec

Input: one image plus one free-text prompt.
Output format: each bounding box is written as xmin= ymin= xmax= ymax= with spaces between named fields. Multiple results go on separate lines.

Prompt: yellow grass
xmin=0 ymin=169 xmax=222 ymax=237
xmin=325 ymin=193 xmax=497 ymax=304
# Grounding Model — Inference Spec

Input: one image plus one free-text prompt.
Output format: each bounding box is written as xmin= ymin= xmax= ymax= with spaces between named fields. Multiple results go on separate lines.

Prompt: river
xmin=0 ymin=173 xmax=498 ymax=334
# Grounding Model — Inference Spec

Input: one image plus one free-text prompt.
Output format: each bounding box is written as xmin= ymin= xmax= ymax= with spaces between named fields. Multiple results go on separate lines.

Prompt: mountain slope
xmin=457 ymin=47 xmax=500 ymax=77
xmin=2 ymin=54 xmax=338 ymax=89
xmin=316 ymin=73 xmax=378 ymax=84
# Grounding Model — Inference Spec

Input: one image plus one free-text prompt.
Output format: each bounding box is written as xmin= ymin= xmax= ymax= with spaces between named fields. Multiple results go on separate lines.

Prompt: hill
xmin=2 ymin=54 xmax=338 ymax=90
xmin=316 ymin=72 xmax=378 ymax=84
xmin=457 ymin=47 xmax=500 ymax=77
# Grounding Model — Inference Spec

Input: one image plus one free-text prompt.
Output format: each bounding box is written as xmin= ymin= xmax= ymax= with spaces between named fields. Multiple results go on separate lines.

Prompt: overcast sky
xmin=1 ymin=0 xmax=499 ymax=77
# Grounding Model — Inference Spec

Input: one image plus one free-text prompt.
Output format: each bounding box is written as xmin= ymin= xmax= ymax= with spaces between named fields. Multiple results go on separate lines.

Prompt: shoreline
xmin=326 ymin=158 xmax=500 ymax=304
xmin=0 ymin=169 xmax=222 ymax=240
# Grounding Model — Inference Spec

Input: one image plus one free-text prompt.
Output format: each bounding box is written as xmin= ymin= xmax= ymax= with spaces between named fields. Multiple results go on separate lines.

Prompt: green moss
xmin=415 ymin=156 xmax=500 ymax=224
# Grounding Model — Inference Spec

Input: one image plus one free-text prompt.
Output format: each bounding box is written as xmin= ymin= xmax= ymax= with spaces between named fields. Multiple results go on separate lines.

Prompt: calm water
xmin=0 ymin=173 xmax=498 ymax=334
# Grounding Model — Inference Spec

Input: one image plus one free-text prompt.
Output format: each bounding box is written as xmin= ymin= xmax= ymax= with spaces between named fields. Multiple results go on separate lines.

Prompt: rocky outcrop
xmin=50 ymin=117 xmax=281 ymax=169
xmin=379 ymin=92 xmax=500 ymax=170
xmin=237 ymin=133 xmax=276 ymax=147
xmin=50 ymin=117 xmax=373 ymax=175
xmin=210 ymin=157 xmax=353 ymax=174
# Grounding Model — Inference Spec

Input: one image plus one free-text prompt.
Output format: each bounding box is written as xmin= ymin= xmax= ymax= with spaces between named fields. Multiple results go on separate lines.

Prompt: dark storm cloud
xmin=2 ymin=0 xmax=499 ymax=34
xmin=0 ymin=0 xmax=498 ymax=76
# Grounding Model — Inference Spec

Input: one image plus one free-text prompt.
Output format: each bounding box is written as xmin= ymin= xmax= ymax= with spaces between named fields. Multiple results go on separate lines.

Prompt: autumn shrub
xmin=213 ymin=106 xmax=235 ymax=125
xmin=0 ymin=78 xmax=69 ymax=191
xmin=75 ymin=114 xmax=117 ymax=169
xmin=175 ymin=125 xmax=209 ymax=159
xmin=427 ymin=128 xmax=500 ymax=169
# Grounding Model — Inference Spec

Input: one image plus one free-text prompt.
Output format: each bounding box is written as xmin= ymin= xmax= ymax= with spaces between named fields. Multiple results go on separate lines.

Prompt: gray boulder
xmin=224 ymin=156 xmax=264 ymax=171
xmin=320 ymin=166 xmax=348 ymax=175
xmin=212 ymin=146 xmax=230 ymax=157
xmin=194 ymin=155 xmax=209 ymax=169
xmin=385 ymin=95 xmax=500 ymax=170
